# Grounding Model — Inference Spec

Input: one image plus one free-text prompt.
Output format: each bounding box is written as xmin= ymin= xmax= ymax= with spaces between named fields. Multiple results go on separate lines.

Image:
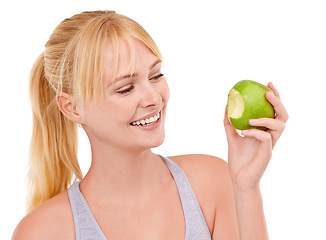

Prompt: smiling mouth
xmin=130 ymin=112 xmax=161 ymax=126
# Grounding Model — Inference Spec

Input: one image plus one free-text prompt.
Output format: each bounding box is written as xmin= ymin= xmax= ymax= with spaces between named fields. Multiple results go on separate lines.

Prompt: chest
xmin=68 ymin=156 xmax=214 ymax=240
xmin=92 ymin=194 xmax=186 ymax=240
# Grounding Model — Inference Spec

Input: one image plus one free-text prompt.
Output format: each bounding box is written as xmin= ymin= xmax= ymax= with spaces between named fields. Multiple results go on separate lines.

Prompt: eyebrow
xmin=115 ymin=73 xmax=137 ymax=82
xmin=150 ymin=59 xmax=162 ymax=69
xmin=114 ymin=59 xmax=162 ymax=82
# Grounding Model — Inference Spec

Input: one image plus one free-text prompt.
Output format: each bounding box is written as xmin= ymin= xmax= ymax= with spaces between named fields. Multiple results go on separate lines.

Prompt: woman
xmin=12 ymin=10 xmax=288 ymax=240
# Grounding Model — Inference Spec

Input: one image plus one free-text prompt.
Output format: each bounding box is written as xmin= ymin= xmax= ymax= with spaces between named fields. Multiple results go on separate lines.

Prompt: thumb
xmin=223 ymin=106 xmax=239 ymax=143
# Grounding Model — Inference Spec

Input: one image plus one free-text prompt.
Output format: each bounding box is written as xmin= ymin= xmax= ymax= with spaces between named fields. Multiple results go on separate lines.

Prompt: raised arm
xmin=223 ymin=82 xmax=289 ymax=239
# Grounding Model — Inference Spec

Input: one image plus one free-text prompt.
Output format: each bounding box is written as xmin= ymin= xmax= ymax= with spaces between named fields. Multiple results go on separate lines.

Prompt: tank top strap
xmin=68 ymin=181 xmax=108 ymax=240
xmin=159 ymin=155 xmax=212 ymax=240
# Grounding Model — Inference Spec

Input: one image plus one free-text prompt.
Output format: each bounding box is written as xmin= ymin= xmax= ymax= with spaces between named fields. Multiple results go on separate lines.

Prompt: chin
xmin=151 ymin=136 xmax=165 ymax=148
xmin=147 ymin=132 xmax=165 ymax=149
xmin=132 ymin=133 xmax=165 ymax=152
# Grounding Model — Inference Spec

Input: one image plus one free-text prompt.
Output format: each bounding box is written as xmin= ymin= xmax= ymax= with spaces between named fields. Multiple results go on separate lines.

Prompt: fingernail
xmin=241 ymin=130 xmax=248 ymax=134
xmin=267 ymin=91 xmax=275 ymax=98
xmin=249 ymin=119 xmax=259 ymax=123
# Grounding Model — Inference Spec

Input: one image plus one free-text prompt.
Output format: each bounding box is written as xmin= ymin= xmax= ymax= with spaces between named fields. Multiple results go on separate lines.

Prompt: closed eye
xmin=116 ymin=85 xmax=134 ymax=94
xmin=150 ymin=73 xmax=164 ymax=81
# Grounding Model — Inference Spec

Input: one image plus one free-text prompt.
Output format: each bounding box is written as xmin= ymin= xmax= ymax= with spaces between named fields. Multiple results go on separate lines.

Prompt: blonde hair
xmin=27 ymin=10 xmax=162 ymax=212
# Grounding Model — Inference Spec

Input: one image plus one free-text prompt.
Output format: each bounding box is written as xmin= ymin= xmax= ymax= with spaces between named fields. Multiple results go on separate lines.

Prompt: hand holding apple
xmin=227 ymin=80 xmax=275 ymax=130
xmin=224 ymin=82 xmax=288 ymax=192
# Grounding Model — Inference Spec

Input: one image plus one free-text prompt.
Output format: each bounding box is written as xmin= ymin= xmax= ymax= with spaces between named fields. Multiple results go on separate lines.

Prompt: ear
xmin=56 ymin=92 xmax=83 ymax=124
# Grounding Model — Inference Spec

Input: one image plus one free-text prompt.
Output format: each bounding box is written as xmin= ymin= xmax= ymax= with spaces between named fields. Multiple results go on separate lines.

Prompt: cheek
xmin=82 ymin=101 xmax=134 ymax=140
xmin=82 ymin=105 xmax=110 ymax=127
xmin=81 ymin=100 xmax=120 ymax=126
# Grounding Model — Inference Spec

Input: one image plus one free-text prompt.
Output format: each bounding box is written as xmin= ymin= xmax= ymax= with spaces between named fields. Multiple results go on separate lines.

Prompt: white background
xmin=1 ymin=0 xmax=326 ymax=239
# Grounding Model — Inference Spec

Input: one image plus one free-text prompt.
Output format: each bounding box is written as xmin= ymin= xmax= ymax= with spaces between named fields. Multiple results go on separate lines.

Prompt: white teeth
xmin=131 ymin=112 xmax=160 ymax=126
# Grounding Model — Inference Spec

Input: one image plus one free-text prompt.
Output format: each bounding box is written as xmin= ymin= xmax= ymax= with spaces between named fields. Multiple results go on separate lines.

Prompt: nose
xmin=139 ymin=82 xmax=162 ymax=108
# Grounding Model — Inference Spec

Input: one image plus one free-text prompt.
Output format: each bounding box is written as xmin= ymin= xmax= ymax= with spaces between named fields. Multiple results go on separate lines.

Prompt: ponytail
xmin=27 ymin=53 xmax=82 ymax=213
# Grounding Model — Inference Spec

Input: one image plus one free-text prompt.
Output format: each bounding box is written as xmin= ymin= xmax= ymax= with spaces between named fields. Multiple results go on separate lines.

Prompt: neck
xmin=79 ymin=142 xmax=169 ymax=204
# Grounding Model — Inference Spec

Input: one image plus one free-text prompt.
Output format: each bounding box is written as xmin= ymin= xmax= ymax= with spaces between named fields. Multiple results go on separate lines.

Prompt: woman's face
xmin=80 ymin=39 xmax=170 ymax=152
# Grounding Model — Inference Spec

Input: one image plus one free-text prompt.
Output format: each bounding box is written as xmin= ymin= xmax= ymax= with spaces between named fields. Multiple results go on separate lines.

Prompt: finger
xmin=249 ymin=118 xmax=286 ymax=133
xmin=241 ymin=128 xmax=272 ymax=143
xmin=266 ymin=89 xmax=289 ymax=123
xmin=223 ymin=106 xmax=239 ymax=142
xmin=267 ymin=82 xmax=280 ymax=98
xmin=248 ymin=118 xmax=286 ymax=147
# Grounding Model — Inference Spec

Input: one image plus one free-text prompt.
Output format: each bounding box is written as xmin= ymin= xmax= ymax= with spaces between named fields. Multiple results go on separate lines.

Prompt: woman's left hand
xmin=224 ymin=82 xmax=289 ymax=192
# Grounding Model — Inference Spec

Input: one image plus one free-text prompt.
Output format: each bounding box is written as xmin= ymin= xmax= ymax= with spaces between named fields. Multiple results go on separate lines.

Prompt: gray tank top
xmin=68 ymin=155 xmax=212 ymax=240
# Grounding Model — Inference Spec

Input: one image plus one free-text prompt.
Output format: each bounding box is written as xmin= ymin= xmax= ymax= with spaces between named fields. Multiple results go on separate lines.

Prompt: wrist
xmin=232 ymin=181 xmax=262 ymax=198
xmin=229 ymin=168 xmax=262 ymax=194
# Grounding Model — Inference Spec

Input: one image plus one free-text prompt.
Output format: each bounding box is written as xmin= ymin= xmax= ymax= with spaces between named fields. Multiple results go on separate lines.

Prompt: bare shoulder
xmin=12 ymin=190 xmax=75 ymax=240
xmin=168 ymin=153 xmax=227 ymax=168
xmin=168 ymin=154 xmax=230 ymax=187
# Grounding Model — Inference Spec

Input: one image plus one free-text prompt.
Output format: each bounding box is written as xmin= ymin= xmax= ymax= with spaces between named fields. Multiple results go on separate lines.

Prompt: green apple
xmin=227 ymin=80 xmax=275 ymax=130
